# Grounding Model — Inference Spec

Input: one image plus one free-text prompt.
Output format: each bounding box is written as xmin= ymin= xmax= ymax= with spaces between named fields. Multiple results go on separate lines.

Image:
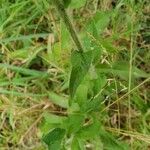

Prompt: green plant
xmin=0 ymin=0 xmax=149 ymax=149
xmin=41 ymin=0 xmax=149 ymax=149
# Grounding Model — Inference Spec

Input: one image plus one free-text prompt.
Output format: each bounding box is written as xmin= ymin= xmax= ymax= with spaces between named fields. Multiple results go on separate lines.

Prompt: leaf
xmin=69 ymin=0 xmax=86 ymax=8
xmin=42 ymin=128 xmax=66 ymax=150
xmin=0 ymin=89 xmax=47 ymax=97
xmin=63 ymin=0 xmax=71 ymax=8
xmin=83 ymin=22 xmax=102 ymax=64
xmin=0 ymin=33 xmax=49 ymax=43
xmin=132 ymin=94 xmax=149 ymax=113
xmin=83 ymin=96 xmax=102 ymax=113
xmin=48 ymin=92 xmax=69 ymax=108
xmin=86 ymin=11 xmax=111 ymax=34
xmin=77 ymin=117 xmax=100 ymax=139
xmin=75 ymin=82 xmax=89 ymax=106
xmin=99 ymin=129 xmax=128 ymax=150
xmin=41 ymin=113 xmax=67 ymax=135
xmin=97 ymin=61 xmax=150 ymax=79
xmin=69 ymin=50 xmax=93 ymax=99
xmin=0 ymin=63 xmax=48 ymax=78
xmin=92 ymin=73 xmax=107 ymax=96
xmin=63 ymin=114 xmax=85 ymax=134
xmin=82 ymin=35 xmax=102 ymax=64
xmin=71 ymin=137 xmax=80 ymax=150
xmin=43 ymin=112 xmax=67 ymax=124
xmin=61 ymin=22 xmax=71 ymax=50
xmin=71 ymin=137 xmax=85 ymax=150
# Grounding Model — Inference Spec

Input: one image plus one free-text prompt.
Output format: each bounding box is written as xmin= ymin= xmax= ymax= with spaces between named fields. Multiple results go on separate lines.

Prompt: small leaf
xmin=75 ymin=82 xmax=89 ymax=106
xmin=42 ymin=128 xmax=66 ymax=150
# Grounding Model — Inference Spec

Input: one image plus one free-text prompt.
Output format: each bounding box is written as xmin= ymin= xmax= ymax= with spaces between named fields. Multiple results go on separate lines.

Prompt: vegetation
xmin=0 ymin=0 xmax=149 ymax=149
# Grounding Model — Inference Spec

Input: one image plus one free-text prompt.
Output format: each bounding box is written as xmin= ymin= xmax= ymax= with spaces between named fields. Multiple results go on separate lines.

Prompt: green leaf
xmin=69 ymin=51 xmax=93 ymax=99
xmin=63 ymin=114 xmax=85 ymax=134
xmin=48 ymin=92 xmax=69 ymax=108
xmin=99 ymin=129 xmax=128 ymax=150
xmin=42 ymin=128 xmax=66 ymax=150
xmin=63 ymin=0 xmax=71 ymax=8
xmin=86 ymin=11 xmax=111 ymax=34
xmin=71 ymin=137 xmax=85 ymax=150
xmin=92 ymin=73 xmax=107 ymax=96
xmin=75 ymin=82 xmax=89 ymax=106
xmin=97 ymin=61 xmax=149 ymax=79
xmin=83 ymin=96 xmax=102 ymax=113
xmin=0 ymin=63 xmax=48 ymax=78
xmin=69 ymin=0 xmax=86 ymax=8
xmin=43 ymin=112 xmax=67 ymax=124
xmin=132 ymin=94 xmax=149 ymax=113
xmin=40 ymin=113 xmax=66 ymax=135
xmin=77 ymin=116 xmax=100 ymax=139
xmin=83 ymin=35 xmax=102 ymax=64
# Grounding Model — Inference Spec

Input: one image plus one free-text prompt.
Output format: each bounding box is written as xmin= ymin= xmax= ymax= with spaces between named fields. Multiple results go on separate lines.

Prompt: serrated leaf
xmin=42 ymin=128 xmax=65 ymax=150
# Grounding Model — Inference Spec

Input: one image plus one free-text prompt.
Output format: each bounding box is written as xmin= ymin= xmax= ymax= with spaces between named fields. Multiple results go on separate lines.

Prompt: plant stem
xmin=52 ymin=0 xmax=84 ymax=53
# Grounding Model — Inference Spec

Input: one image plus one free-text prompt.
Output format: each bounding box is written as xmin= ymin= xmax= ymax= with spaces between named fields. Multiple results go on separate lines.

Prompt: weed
xmin=0 ymin=0 xmax=149 ymax=149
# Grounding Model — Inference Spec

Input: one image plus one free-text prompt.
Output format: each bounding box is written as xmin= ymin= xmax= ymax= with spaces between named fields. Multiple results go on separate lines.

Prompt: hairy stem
xmin=52 ymin=0 xmax=84 ymax=53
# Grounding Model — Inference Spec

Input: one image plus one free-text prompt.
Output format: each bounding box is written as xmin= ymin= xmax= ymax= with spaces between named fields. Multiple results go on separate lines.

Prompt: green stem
xmin=52 ymin=0 xmax=84 ymax=53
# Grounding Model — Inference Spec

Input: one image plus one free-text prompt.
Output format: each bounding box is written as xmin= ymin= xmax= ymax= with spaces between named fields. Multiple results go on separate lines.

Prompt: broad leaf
xmin=42 ymin=128 xmax=66 ymax=150
xmin=69 ymin=50 xmax=93 ymax=99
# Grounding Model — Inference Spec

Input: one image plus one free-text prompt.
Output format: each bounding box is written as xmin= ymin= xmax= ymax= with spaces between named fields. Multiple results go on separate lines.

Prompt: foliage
xmin=0 ymin=0 xmax=149 ymax=149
